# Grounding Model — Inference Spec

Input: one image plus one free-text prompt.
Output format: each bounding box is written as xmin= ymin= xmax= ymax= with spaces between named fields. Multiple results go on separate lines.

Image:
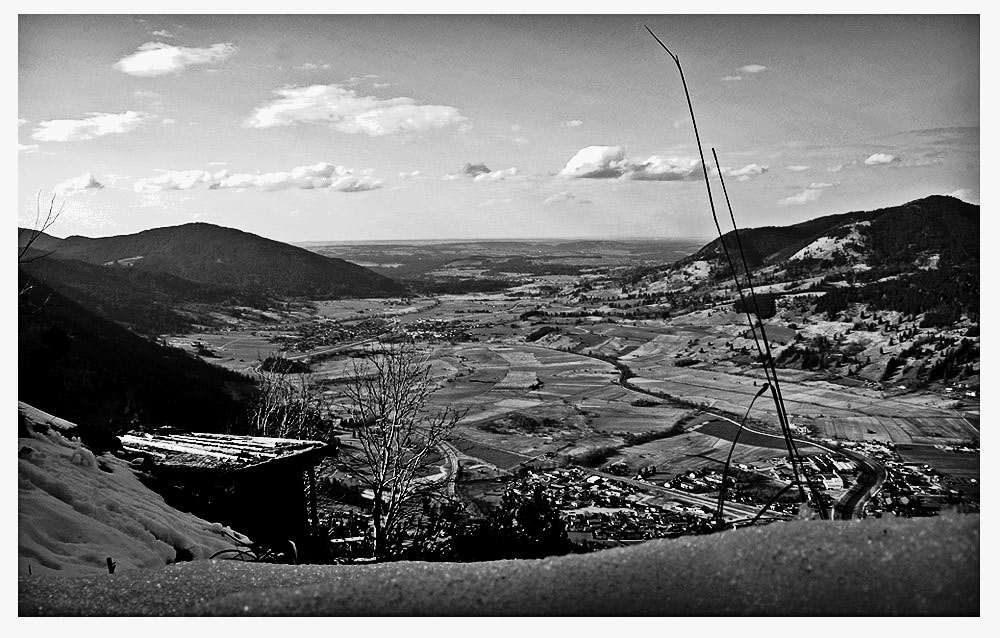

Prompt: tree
xmin=18 ymin=193 xmax=63 ymax=306
xmin=338 ymin=342 xmax=461 ymax=560
xmin=246 ymin=359 xmax=329 ymax=441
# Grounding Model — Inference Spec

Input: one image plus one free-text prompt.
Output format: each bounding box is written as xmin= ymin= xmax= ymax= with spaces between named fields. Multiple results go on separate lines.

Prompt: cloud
xmin=31 ymin=111 xmax=147 ymax=142
xmin=473 ymin=167 xmax=517 ymax=182
xmin=511 ymin=137 xmax=529 ymax=145
xmin=561 ymin=119 xmax=584 ymax=128
xmin=628 ymin=155 xmax=702 ymax=181
xmin=808 ymin=182 xmax=836 ymax=189
xmin=557 ymin=146 xmax=768 ymax=183
xmin=740 ymin=64 xmax=767 ymax=74
xmin=543 ymin=190 xmax=586 ymax=205
xmin=212 ymin=162 xmax=382 ymax=192
xmin=558 ymin=146 xmax=630 ymax=178
xmin=134 ymin=169 xmax=226 ymax=193
xmin=18 ymin=118 xmax=28 ymax=126
xmin=244 ymin=84 xmax=466 ymax=136
xmin=787 ymin=165 xmax=811 ymax=172
xmin=114 ymin=42 xmax=237 ymax=76
xmin=720 ymin=75 xmax=743 ymax=82
xmin=149 ymin=29 xmax=177 ymax=38
xmin=724 ymin=163 xmax=769 ymax=182
xmin=134 ymin=163 xmax=382 ymax=194
xmin=863 ymin=152 xmax=898 ymax=166
xmin=18 ymin=143 xmax=39 ymax=153
xmin=462 ymin=163 xmax=491 ymax=177
xmin=672 ymin=117 xmax=691 ymax=129
xmin=298 ymin=62 xmax=332 ymax=70
xmin=54 ymin=173 xmax=104 ymax=197
xmin=778 ymin=188 xmax=824 ymax=206
xmin=161 ymin=118 xmax=176 ymax=126
xmin=398 ymin=170 xmax=422 ymax=179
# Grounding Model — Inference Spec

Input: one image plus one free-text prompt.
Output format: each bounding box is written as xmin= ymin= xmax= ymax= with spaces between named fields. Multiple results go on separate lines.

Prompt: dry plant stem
xmin=645 ymin=25 xmax=812 ymax=510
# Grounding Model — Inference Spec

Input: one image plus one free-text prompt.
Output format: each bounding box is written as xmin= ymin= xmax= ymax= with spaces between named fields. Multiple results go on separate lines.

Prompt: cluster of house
xmin=270 ymin=317 xmax=387 ymax=352
xmin=839 ymin=440 xmax=977 ymax=517
xmin=396 ymin=317 xmax=484 ymax=342
xmin=506 ymin=468 xmax=720 ymax=545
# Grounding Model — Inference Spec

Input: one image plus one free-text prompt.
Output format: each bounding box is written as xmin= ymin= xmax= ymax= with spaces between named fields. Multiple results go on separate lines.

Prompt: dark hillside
xmin=49 ymin=222 xmax=406 ymax=299
xmin=22 ymin=251 xmax=263 ymax=336
xmin=18 ymin=271 xmax=255 ymax=433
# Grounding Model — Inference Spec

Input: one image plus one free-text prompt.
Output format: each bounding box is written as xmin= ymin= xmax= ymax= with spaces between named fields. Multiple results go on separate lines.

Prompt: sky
xmin=17 ymin=12 xmax=980 ymax=243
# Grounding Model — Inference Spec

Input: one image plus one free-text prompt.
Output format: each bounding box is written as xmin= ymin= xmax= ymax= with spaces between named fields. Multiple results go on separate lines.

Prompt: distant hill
xmin=41 ymin=222 xmax=407 ymax=300
xmin=690 ymin=195 xmax=978 ymax=270
xmin=664 ymin=195 xmax=979 ymax=324
xmin=18 ymin=270 xmax=256 ymax=432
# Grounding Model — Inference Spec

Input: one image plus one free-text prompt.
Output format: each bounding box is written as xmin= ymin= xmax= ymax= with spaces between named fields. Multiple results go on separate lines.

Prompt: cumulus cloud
xmin=628 ymin=155 xmax=702 ymax=181
xmin=473 ymin=167 xmax=517 ymax=182
xmin=462 ymin=163 xmax=491 ymax=177
xmin=399 ymin=170 xmax=422 ymax=179
xmin=557 ymin=147 xmax=768 ymax=183
xmin=543 ymin=190 xmax=583 ymax=205
xmin=720 ymin=75 xmax=743 ymax=82
xmin=558 ymin=146 xmax=630 ymax=178
xmin=244 ymin=84 xmax=466 ymax=137
xmin=134 ymin=162 xmax=382 ymax=194
xmin=114 ymin=42 xmax=237 ymax=76
xmin=808 ymin=182 xmax=835 ymax=189
xmin=298 ymin=62 xmax=332 ymax=70
xmin=740 ymin=64 xmax=767 ymax=74
xmin=561 ymin=119 xmax=583 ymax=128
xmin=787 ymin=165 xmax=811 ymax=172
xmin=863 ymin=152 xmax=898 ymax=166
xmin=724 ymin=163 xmax=769 ymax=182
xmin=134 ymin=169 xmax=226 ymax=193
xmin=54 ymin=173 xmax=104 ymax=197
xmin=778 ymin=188 xmax=824 ymax=206
xmin=32 ymin=111 xmax=147 ymax=142
xmin=18 ymin=143 xmax=39 ymax=153
xmin=149 ymin=29 xmax=178 ymax=38
xmin=214 ymin=162 xmax=382 ymax=192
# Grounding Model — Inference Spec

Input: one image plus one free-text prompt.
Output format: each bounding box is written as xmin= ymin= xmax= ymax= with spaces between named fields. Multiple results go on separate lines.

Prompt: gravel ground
xmin=19 ymin=514 xmax=978 ymax=616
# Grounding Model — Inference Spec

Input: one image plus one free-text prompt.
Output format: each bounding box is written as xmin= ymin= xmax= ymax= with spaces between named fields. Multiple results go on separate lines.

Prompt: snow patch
xmin=789 ymin=221 xmax=869 ymax=262
xmin=18 ymin=403 xmax=251 ymax=577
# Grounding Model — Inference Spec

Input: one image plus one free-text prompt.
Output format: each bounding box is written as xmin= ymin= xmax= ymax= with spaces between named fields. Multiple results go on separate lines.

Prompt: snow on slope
xmin=18 ymin=403 xmax=250 ymax=577
xmin=789 ymin=221 xmax=870 ymax=261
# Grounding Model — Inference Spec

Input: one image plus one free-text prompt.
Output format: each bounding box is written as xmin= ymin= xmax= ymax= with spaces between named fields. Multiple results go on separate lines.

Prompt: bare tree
xmin=18 ymin=193 xmax=64 ymax=304
xmin=337 ymin=341 xmax=461 ymax=560
xmin=246 ymin=365 xmax=328 ymax=441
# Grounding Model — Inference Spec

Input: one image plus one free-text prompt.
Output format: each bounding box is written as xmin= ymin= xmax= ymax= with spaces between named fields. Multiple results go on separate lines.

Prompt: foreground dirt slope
xmin=20 ymin=514 xmax=978 ymax=616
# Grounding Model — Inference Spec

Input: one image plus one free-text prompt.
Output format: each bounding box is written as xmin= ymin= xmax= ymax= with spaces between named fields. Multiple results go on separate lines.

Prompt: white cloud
xmin=298 ymin=62 xmax=332 ymax=70
xmin=399 ymin=170 xmax=422 ymax=179
xmin=114 ymin=42 xmax=237 ymax=77
xmin=512 ymin=137 xmax=529 ymax=145
xmin=543 ymin=190 xmax=577 ymax=205
xmin=244 ymin=84 xmax=466 ymax=137
xmin=740 ymin=64 xmax=767 ymax=73
xmin=720 ymin=75 xmax=743 ymax=82
xmin=778 ymin=188 xmax=824 ymax=206
xmin=473 ymin=167 xmax=518 ymax=182
xmin=18 ymin=143 xmax=39 ymax=153
xmin=134 ymin=169 xmax=226 ymax=193
xmin=149 ymin=29 xmax=177 ymax=38
xmin=32 ymin=111 xmax=147 ymax=142
xmin=510 ymin=124 xmax=521 ymax=132
xmin=214 ymin=162 xmax=382 ymax=192
xmin=18 ymin=118 xmax=29 ymax=126
xmin=863 ymin=152 xmax=898 ymax=166
xmin=724 ymin=163 xmax=769 ymax=182
xmin=134 ymin=162 xmax=382 ymax=194
xmin=672 ymin=117 xmax=691 ymax=129
xmin=54 ymin=173 xmax=104 ymax=197
xmin=628 ymin=155 xmax=702 ymax=181
xmin=160 ymin=118 xmax=176 ymax=126
xmin=787 ymin=165 xmax=811 ymax=172
xmin=808 ymin=182 xmax=836 ymax=189
xmin=558 ymin=146 xmax=630 ymax=178
xmin=561 ymin=120 xmax=583 ymax=128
